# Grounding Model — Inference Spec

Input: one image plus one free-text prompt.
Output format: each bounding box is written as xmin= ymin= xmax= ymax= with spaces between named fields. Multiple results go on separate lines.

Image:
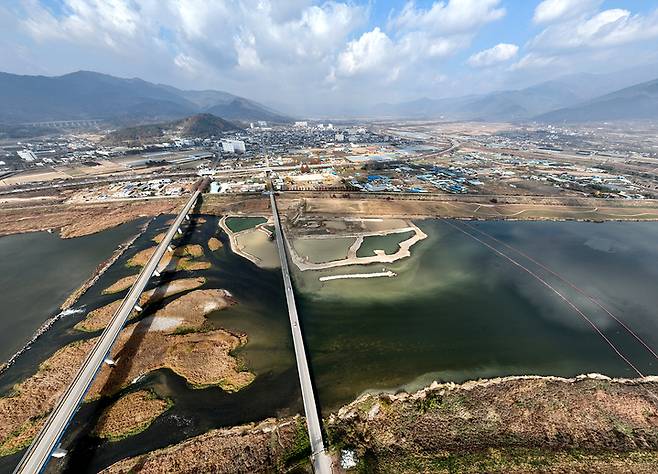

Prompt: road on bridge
xmin=269 ymin=190 xmax=333 ymax=474
xmin=13 ymin=184 xmax=204 ymax=474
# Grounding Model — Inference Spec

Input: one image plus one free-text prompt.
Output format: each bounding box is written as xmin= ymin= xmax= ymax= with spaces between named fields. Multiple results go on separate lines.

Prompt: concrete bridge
xmin=22 ymin=119 xmax=103 ymax=128
xmin=269 ymin=187 xmax=333 ymax=474
xmin=12 ymin=180 xmax=208 ymax=474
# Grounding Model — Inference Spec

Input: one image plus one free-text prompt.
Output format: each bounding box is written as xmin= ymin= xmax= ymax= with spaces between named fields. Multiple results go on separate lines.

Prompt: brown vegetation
xmin=127 ymin=244 xmax=203 ymax=267
xmin=0 ymin=288 xmax=250 ymax=454
xmin=208 ymin=237 xmax=223 ymax=251
xmin=152 ymin=232 xmax=180 ymax=244
xmin=100 ymin=375 xmax=658 ymax=473
xmin=288 ymin=195 xmax=658 ymax=221
xmin=75 ymin=277 xmax=206 ymax=332
xmin=0 ymin=339 xmax=95 ymax=456
xmin=126 ymin=244 xmax=207 ymax=273
xmin=100 ymin=417 xmax=306 ymax=474
xmin=94 ymin=390 xmax=171 ymax=441
xmin=328 ymin=375 xmax=658 ymax=472
xmin=0 ymin=199 xmax=183 ymax=238
xmin=102 ymin=274 xmax=139 ymax=295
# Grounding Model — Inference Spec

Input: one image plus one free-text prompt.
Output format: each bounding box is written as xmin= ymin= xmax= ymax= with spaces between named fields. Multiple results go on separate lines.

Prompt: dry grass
xmin=94 ymin=390 xmax=171 ymax=441
xmin=75 ymin=277 xmax=206 ymax=332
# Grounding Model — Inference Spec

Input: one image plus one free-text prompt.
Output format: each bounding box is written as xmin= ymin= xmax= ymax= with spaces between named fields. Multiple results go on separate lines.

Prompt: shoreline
xmin=0 ymin=223 xmax=149 ymax=375
xmin=288 ymin=222 xmax=428 ymax=271
xmin=218 ymin=214 xmax=275 ymax=267
xmin=98 ymin=373 xmax=658 ymax=473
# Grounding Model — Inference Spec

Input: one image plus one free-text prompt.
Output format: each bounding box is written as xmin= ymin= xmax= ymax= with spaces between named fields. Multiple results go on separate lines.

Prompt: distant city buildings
xmin=17 ymin=150 xmax=37 ymax=162
xmin=221 ymin=139 xmax=246 ymax=154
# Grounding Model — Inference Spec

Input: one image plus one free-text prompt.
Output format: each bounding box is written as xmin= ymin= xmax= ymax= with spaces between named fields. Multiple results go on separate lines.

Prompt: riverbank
xmin=99 ymin=374 xmax=658 ymax=473
xmin=61 ymin=223 xmax=149 ymax=309
xmin=328 ymin=374 xmax=658 ymax=472
xmin=100 ymin=417 xmax=308 ymax=473
xmin=0 ymin=199 xmax=183 ymax=238
xmin=218 ymin=215 xmax=279 ymax=268
xmin=4 ymin=192 xmax=657 ymax=240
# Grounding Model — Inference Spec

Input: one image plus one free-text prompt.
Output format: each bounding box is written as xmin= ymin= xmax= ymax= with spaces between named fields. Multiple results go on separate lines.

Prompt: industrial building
xmin=221 ymin=139 xmax=246 ymax=154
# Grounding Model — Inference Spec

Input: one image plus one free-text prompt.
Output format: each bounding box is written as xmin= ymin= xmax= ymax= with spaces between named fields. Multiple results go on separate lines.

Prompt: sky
xmin=1 ymin=0 xmax=658 ymax=115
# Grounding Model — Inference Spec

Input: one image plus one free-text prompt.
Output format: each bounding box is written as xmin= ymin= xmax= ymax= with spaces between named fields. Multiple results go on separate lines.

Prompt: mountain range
xmin=1 ymin=67 xmax=657 ymax=125
xmin=0 ymin=71 xmax=290 ymax=124
xmin=536 ymin=78 xmax=658 ymax=123
xmin=369 ymin=64 xmax=658 ymax=123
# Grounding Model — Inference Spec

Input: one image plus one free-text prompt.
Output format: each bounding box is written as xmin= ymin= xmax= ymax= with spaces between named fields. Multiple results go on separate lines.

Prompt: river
xmin=0 ymin=218 xmax=657 ymax=473
xmin=0 ymin=222 xmax=144 ymax=363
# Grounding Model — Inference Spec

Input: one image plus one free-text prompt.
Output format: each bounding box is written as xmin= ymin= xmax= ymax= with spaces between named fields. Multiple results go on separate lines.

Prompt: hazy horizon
xmin=2 ymin=1 xmax=658 ymax=115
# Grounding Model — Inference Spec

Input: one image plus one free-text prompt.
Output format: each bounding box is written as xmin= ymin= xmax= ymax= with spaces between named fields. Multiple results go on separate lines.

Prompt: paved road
xmin=12 ymin=189 xmax=202 ymax=474
xmin=269 ymin=191 xmax=333 ymax=474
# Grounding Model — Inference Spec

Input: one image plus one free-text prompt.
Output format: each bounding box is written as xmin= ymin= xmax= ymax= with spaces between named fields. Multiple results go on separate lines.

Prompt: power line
xmin=460 ymin=220 xmax=658 ymax=361
xmin=442 ymin=219 xmax=644 ymax=377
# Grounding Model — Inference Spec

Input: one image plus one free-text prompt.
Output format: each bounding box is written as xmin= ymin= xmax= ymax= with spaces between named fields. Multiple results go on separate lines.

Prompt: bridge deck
xmin=13 ymin=189 xmax=202 ymax=474
xmin=269 ymin=192 xmax=332 ymax=474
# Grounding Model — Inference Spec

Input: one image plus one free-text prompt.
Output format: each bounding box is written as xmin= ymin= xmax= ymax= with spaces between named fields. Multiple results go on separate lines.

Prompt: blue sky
xmin=1 ymin=1 xmax=658 ymax=114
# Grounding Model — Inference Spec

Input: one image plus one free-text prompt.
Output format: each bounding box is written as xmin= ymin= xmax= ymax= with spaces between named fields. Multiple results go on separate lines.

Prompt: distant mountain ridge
xmin=0 ymin=71 xmax=290 ymax=124
xmin=369 ymin=64 xmax=658 ymax=122
xmin=534 ymin=78 xmax=658 ymax=123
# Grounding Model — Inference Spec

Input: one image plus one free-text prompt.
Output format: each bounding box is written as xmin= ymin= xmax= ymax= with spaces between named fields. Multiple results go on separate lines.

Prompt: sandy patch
xmin=75 ymin=277 xmax=206 ymax=332
xmin=102 ymin=274 xmax=139 ymax=295
xmin=208 ymin=237 xmax=223 ymax=251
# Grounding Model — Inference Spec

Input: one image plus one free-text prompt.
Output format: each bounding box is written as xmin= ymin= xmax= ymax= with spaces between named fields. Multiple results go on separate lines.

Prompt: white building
xmin=221 ymin=139 xmax=246 ymax=154
xmin=335 ymin=132 xmax=344 ymax=142
xmin=294 ymin=121 xmax=308 ymax=127
xmin=17 ymin=150 xmax=37 ymax=162
xmin=258 ymin=121 xmax=267 ymax=127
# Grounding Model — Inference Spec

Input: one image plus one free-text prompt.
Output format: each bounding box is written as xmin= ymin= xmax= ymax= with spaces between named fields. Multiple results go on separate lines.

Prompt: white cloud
xmin=392 ymin=0 xmax=506 ymax=34
xmin=332 ymin=0 xmax=507 ymax=84
xmin=468 ymin=43 xmax=518 ymax=67
xmin=21 ymin=0 xmax=141 ymax=48
xmin=533 ymin=0 xmax=602 ymax=25
xmin=509 ymin=52 xmax=559 ymax=71
xmin=336 ymin=27 xmax=393 ymax=76
xmin=531 ymin=7 xmax=658 ymax=50
xmin=6 ymin=0 xmax=654 ymax=115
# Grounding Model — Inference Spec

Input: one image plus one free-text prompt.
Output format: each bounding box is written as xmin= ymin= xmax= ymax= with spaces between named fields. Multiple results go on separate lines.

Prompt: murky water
xmin=224 ymin=216 xmax=267 ymax=233
xmin=0 ymin=222 xmax=144 ymax=363
xmin=293 ymin=220 xmax=658 ymax=411
xmin=355 ymin=230 xmax=415 ymax=257
xmin=292 ymin=237 xmax=354 ymax=263
xmin=1 ymin=217 xmax=657 ymax=473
